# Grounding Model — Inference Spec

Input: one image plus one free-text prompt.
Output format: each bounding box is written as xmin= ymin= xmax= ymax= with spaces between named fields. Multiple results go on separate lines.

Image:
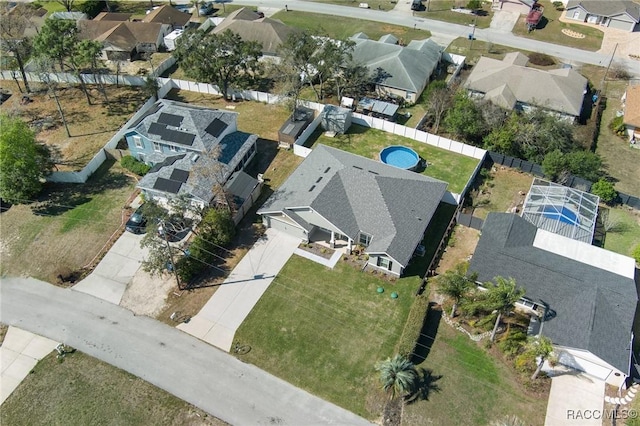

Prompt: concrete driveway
xmin=72 ymin=231 xmax=148 ymax=304
xmin=545 ymin=372 xmax=605 ymax=425
xmin=178 ymin=228 xmax=301 ymax=351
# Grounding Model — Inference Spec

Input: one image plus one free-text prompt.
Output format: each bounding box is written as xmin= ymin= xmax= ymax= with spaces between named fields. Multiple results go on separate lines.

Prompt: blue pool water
xmin=380 ymin=146 xmax=420 ymax=170
xmin=542 ymin=205 xmax=580 ymax=226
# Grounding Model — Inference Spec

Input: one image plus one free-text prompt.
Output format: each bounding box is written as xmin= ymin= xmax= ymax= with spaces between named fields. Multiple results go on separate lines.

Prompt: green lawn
xmin=415 ymin=1 xmax=493 ymax=29
xmin=0 ymin=160 xmax=135 ymax=283
xmin=603 ymin=206 xmax=640 ymax=258
xmin=512 ymin=0 xmax=603 ymax=51
xmin=308 ymin=124 xmax=480 ymax=193
xmin=235 ymin=256 xmax=424 ymax=419
xmin=273 ymin=10 xmax=431 ymax=41
xmin=0 ymin=351 xmax=226 ymax=426
xmin=402 ymin=318 xmax=547 ymax=425
xmin=305 ymin=0 xmax=397 ymax=11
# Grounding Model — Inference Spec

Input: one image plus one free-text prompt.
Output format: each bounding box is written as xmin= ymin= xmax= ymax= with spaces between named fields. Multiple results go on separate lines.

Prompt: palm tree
xmin=525 ymin=335 xmax=554 ymax=380
xmin=484 ymin=277 xmax=525 ymax=342
xmin=436 ymin=262 xmax=477 ymax=318
xmin=375 ymin=354 xmax=418 ymax=400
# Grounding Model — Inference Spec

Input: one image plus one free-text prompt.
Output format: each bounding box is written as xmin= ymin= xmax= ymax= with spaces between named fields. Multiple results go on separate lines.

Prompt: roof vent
xmin=368 ymin=170 xmax=379 ymax=175
xmin=308 ymin=185 xmax=316 ymax=192
xmin=316 ymin=177 xmax=323 ymax=183
xmin=352 ymin=166 xmax=363 ymax=170
xmin=324 ymin=167 xmax=331 ymax=173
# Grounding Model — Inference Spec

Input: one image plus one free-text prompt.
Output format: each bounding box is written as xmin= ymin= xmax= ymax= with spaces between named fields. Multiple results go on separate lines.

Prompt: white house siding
xmin=554 ymin=346 xmax=626 ymax=382
xmin=263 ymin=215 xmax=308 ymax=241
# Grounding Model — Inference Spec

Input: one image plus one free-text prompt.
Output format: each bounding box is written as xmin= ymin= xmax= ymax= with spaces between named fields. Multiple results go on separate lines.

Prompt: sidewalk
xmin=178 ymin=228 xmax=301 ymax=351
xmin=1 ymin=327 xmax=58 ymax=405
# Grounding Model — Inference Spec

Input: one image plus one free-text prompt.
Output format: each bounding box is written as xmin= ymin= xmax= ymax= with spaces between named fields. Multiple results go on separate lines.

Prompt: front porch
xmin=308 ymin=227 xmax=353 ymax=254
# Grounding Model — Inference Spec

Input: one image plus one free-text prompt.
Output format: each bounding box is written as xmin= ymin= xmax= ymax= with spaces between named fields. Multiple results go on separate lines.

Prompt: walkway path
xmin=0 ymin=277 xmax=372 ymax=425
xmin=294 ymin=247 xmax=343 ymax=268
xmin=0 ymin=327 xmax=58 ymax=405
xmin=178 ymin=228 xmax=301 ymax=351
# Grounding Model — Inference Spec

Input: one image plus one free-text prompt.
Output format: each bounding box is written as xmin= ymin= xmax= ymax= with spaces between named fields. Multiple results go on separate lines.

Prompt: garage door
xmin=268 ymin=217 xmax=308 ymax=241
xmin=608 ymin=18 xmax=634 ymax=31
xmin=557 ymin=351 xmax=612 ymax=380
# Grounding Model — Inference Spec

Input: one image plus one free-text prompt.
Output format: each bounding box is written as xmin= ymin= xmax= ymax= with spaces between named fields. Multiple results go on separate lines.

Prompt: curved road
xmin=0 ymin=277 xmax=371 ymax=426
xmin=228 ymin=0 xmax=640 ymax=74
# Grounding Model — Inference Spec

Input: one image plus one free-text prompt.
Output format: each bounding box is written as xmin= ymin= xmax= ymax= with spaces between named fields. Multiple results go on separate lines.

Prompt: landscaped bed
xmin=308 ymin=124 xmax=480 ymax=193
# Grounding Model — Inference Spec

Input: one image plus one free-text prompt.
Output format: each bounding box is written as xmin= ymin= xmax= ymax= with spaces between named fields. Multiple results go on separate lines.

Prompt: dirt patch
xmin=119 ymin=269 xmax=177 ymax=317
xmin=471 ymin=166 xmax=533 ymax=219
xmin=0 ymin=324 xmax=8 ymax=346
xmin=435 ymin=225 xmax=480 ymax=274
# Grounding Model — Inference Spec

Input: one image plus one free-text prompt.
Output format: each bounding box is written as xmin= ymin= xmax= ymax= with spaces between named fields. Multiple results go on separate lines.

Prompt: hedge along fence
xmin=395 ymin=291 xmax=431 ymax=360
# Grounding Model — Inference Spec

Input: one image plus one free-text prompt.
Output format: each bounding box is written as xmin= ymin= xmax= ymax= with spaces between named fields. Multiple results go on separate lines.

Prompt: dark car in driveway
xmin=125 ymin=206 xmax=147 ymax=234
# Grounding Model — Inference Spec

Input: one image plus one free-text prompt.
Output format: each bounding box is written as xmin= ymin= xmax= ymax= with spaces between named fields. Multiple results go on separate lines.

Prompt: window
xmin=377 ymin=257 xmax=392 ymax=271
xmin=359 ymin=232 xmax=372 ymax=246
xmin=572 ymin=10 xmax=580 ymax=19
xmin=133 ymin=135 xmax=143 ymax=149
xmin=153 ymin=142 xmax=161 ymax=152
xmin=169 ymin=145 xmax=177 ymax=152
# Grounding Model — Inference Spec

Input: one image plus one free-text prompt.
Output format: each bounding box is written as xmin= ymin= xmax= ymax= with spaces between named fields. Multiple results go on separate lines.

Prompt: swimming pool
xmin=542 ymin=205 xmax=580 ymax=226
xmin=379 ymin=146 xmax=420 ymax=171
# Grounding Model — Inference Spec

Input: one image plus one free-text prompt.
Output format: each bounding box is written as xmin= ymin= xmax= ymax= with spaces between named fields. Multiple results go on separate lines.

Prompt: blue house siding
xmin=125 ymin=131 xmax=196 ymax=164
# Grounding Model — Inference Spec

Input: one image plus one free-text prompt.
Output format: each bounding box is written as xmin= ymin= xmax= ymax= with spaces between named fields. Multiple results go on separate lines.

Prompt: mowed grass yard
xmin=402 ymin=308 xmax=547 ymax=425
xmin=0 ymin=160 xmax=135 ymax=283
xmin=603 ymin=206 xmax=640 ymax=258
xmin=512 ymin=0 xmax=604 ymax=51
xmin=416 ymin=1 xmax=494 ymax=29
xmin=309 ymin=124 xmax=480 ymax=193
xmin=0 ymin=80 xmax=148 ymax=170
xmin=273 ymin=10 xmax=431 ymax=41
xmin=0 ymin=350 xmax=226 ymax=426
xmin=235 ymin=257 xmax=422 ymax=419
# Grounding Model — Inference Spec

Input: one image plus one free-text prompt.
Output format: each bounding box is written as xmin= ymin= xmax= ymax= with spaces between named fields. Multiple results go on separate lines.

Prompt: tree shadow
xmin=535 ymin=16 xmax=549 ymax=30
xmin=405 ymin=368 xmax=443 ymax=404
xmin=411 ymin=302 xmax=442 ymax=364
xmin=31 ymin=159 xmax=131 ymax=216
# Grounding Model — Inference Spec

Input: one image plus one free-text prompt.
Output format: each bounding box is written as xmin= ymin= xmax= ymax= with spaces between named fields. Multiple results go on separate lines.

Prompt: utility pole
xmin=469 ymin=15 xmax=477 ymax=51
xmin=160 ymin=220 xmax=183 ymax=290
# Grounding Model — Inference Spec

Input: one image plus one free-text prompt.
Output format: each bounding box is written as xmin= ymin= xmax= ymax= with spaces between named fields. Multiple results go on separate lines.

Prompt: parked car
xmin=199 ymin=2 xmax=214 ymax=15
xmin=125 ymin=206 xmax=147 ymax=234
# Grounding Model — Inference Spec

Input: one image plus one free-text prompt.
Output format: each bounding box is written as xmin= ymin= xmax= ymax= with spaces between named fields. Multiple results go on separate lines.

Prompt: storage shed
xmin=278 ymin=107 xmax=315 ymax=148
xmin=322 ymin=105 xmax=352 ymax=135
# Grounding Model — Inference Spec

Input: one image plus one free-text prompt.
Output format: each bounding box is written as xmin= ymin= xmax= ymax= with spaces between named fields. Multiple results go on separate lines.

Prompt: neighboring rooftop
xmin=566 ymin=0 xmax=640 ymax=21
xmin=464 ymin=53 xmax=588 ymax=117
xmin=258 ymin=145 xmax=448 ymax=267
xmin=212 ymin=7 xmax=295 ymax=55
xmin=49 ymin=11 xmax=88 ymax=21
xmin=93 ymin=12 xmax=132 ymax=21
xmin=142 ymin=5 xmax=192 ymax=27
xmin=521 ymin=178 xmax=599 ymax=244
xmin=469 ymin=213 xmax=638 ymax=375
xmin=624 ymin=84 xmax=640 ymax=128
xmin=350 ymin=33 xmax=442 ymax=95
xmin=78 ymin=20 xmax=165 ymax=51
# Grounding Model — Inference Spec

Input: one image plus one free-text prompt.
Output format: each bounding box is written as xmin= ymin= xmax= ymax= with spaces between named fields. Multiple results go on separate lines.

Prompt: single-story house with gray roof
xmin=464 ymin=52 xmax=588 ymax=121
xmin=258 ymin=145 xmax=451 ymax=276
xmin=350 ymin=33 xmax=443 ymax=105
xmin=126 ymin=100 xmax=258 ymax=211
xmin=565 ymin=0 xmax=640 ymax=32
xmin=469 ymin=213 xmax=639 ymax=384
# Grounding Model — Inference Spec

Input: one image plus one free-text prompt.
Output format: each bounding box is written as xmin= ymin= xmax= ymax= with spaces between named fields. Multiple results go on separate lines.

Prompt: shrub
xmin=632 ymin=244 xmax=640 ymax=264
xmin=514 ymin=351 xmax=536 ymax=374
xmin=466 ymin=0 xmax=482 ymax=9
xmin=121 ymin=155 xmax=151 ymax=176
xmin=396 ymin=293 xmax=430 ymax=359
xmin=528 ymin=53 xmax=555 ymax=67
xmin=591 ymin=179 xmax=618 ymax=204
xmin=552 ymin=1 xmax=564 ymax=10
xmin=497 ymin=326 xmax=527 ymax=357
xmin=610 ymin=115 xmax=626 ymax=136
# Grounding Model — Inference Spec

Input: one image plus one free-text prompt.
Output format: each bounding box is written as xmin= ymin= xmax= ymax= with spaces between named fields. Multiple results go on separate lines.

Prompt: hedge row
xmin=121 ymin=155 xmax=151 ymax=176
xmin=395 ymin=289 xmax=431 ymax=359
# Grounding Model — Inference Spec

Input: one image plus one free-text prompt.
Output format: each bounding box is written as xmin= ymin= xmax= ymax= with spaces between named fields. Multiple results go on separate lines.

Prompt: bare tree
xmin=424 ymin=82 xmax=453 ymax=133
xmin=57 ymin=0 xmax=75 ymax=12
xmin=190 ymin=144 xmax=235 ymax=214
xmin=33 ymin=56 xmax=71 ymax=138
xmin=0 ymin=3 xmax=35 ymax=93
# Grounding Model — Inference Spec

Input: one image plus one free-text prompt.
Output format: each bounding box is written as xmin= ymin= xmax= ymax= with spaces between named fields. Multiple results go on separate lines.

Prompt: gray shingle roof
xmin=129 ymin=99 xmax=238 ymax=154
xmin=464 ymin=55 xmax=588 ymax=117
xmin=567 ymin=0 xmax=640 ymax=21
xmin=350 ymin=34 xmax=442 ymax=94
xmin=469 ymin=213 xmax=638 ymax=374
xmin=258 ymin=145 xmax=448 ymax=267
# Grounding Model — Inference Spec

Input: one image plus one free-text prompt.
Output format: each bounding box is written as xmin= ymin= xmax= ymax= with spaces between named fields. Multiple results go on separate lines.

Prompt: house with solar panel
xmin=124 ymin=99 xmax=260 ymax=220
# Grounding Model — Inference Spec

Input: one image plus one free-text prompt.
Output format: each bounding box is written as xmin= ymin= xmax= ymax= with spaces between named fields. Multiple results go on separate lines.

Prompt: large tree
xmin=483 ymin=277 xmax=525 ymax=342
xmin=0 ymin=4 xmax=36 ymax=93
xmin=33 ymin=18 xmax=93 ymax=105
xmin=436 ymin=262 xmax=477 ymax=318
xmin=423 ymin=81 xmax=454 ymax=134
xmin=333 ymin=61 xmax=370 ymax=101
xmin=444 ymin=91 xmax=486 ymax=144
xmin=310 ymin=37 xmax=355 ymax=102
xmin=174 ymin=29 xmax=262 ymax=100
xmin=0 ymin=114 xmax=53 ymax=204
xmin=274 ymin=31 xmax=320 ymax=112
xmin=375 ymin=354 xmax=419 ymax=400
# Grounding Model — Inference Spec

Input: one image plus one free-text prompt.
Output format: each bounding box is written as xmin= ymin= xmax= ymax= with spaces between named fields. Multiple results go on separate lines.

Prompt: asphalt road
xmin=0 ymin=277 xmax=372 ymax=426
xmin=227 ymin=0 xmax=640 ymax=74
